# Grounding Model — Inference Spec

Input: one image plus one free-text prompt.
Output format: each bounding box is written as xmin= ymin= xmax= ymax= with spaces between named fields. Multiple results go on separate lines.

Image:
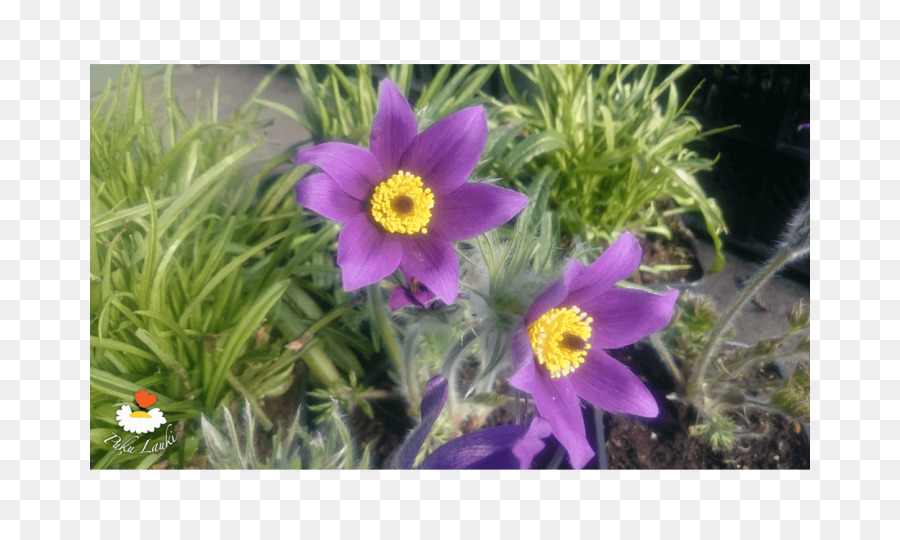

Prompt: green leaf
xmin=206 ymin=279 xmax=291 ymax=409
xmin=157 ymin=140 xmax=260 ymax=235
xmin=255 ymin=98 xmax=303 ymax=124
xmin=178 ymin=229 xmax=293 ymax=327
xmin=502 ymin=130 xmax=570 ymax=174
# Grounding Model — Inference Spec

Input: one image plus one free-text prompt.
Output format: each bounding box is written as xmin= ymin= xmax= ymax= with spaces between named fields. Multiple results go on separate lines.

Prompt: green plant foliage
xmin=265 ymin=65 xmax=497 ymax=145
xmin=381 ymin=166 xmax=566 ymax=438
xmin=486 ymin=65 xmax=733 ymax=270
xmin=691 ymin=413 xmax=737 ymax=452
xmin=771 ymin=362 xmax=810 ymax=423
xmin=201 ymin=400 xmax=371 ymax=469
xmin=656 ymin=200 xmax=810 ymax=450
xmin=90 ymin=66 xmax=376 ymax=468
xmin=665 ymin=291 xmax=718 ymax=366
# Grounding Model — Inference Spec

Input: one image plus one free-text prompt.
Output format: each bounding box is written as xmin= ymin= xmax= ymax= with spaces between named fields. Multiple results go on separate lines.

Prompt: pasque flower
xmin=295 ymin=79 xmax=528 ymax=305
xmin=388 ymin=276 xmax=438 ymax=310
xmin=388 ymin=375 xmax=552 ymax=469
xmin=509 ymin=232 xmax=678 ymax=469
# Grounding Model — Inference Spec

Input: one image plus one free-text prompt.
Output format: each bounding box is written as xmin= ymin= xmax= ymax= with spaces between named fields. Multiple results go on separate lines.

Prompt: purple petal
xmin=399 ymin=236 xmax=459 ymax=304
xmin=578 ymin=288 xmax=679 ymax=350
xmin=336 ymin=214 xmax=402 ymax=291
xmin=525 ymin=260 xmax=583 ymax=326
xmin=567 ymin=232 xmax=642 ymax=300
xmin=294 ymin=142 xmax=385 ymax=200
xmin=531 ymin=369 xmax=594 ymax=469
xmin=510 ymin=327 xmax=534 ymax=372
xmin=568 ymin=349 xmax=659 ymax=417
xmin=388 ymin=283 xmax=437 ymax=310
xmin=388 ymin=375 xmax=449 ymax=469
xmin=398 ymin=106 xmax=487 ymax=195
xmin=370 ymin=79 xmax=418 ymax=173
xmin=428 ymin=183 xmax=529 ymax=241
xmin=419 ymin=424 xmax=527 ymax=469
xmin=512 ymin=417 xmax=552 ymax=469
xmin=295 ymin=173 xmax=364 ymax=223
xmin=509 ymin=357 xmax=536 ymax=394
xmin=509 ymin=327 xmax=537 ymax=393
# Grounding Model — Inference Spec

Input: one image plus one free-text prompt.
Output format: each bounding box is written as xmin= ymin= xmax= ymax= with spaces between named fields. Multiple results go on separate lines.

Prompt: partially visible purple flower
xmin=509 ymin=232 xmax=678 ymax=469
xmin=388 ymin=375 xmax=551 ymax=470
xmin=421 ymin=414 xmax=551 ymax=470
xmin=295 ymin=79 xmax=528 ymax=305
xmin=388 ymin=276 xmax=438 ymax=310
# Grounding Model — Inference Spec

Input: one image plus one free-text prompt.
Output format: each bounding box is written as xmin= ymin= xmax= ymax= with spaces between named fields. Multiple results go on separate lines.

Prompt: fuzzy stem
xmin=369 ymin=284 xmax=418 ymax=406
xmin=689 ymin=245 xmax=795 ymax=396
xmin=593 ymin=406 xmax=609 ymax=470
xmin=650 ymin=333 xmax=685 ymax=390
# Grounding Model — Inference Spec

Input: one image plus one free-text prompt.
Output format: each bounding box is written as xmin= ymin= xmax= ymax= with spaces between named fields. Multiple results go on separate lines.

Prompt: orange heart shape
xmin=135 ymin=389 xmax=157 ymax=409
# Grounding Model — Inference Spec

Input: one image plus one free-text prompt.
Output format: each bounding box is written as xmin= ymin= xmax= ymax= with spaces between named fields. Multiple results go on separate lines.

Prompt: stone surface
xmin=690 ymin=238 xmax=809 ymax=345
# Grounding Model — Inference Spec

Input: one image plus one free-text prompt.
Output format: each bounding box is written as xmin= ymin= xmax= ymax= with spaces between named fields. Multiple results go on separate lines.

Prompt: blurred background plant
xmin=90 ymin=66 xmax=384 ymax=468
xmin=483 ymin=64 xmax=734 ymax=271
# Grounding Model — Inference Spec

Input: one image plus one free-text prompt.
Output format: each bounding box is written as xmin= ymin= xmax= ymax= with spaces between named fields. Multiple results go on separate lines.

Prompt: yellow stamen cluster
xmin=129 ymin=410 xmax=152 ymax=418
xmin=527 ymin=306 xmax=593 ymax=378
xmin=369 ymin=170 xmax=434 ymax=234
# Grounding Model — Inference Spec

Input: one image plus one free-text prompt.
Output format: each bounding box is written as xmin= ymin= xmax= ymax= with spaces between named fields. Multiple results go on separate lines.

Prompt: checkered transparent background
xmin=0 ymin=0 xmax=886 ymax=537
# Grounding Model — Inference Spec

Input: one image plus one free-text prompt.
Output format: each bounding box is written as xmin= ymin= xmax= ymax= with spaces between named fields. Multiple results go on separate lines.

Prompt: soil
xmin=604 ymin=343 xmax=810 ymax=469
xmin=605 ymin=401 xmax=809 ymax=469
xmin=562 ymin=210 xmax=705 ymax=287
xmin=348 ymin=395 xmax=413 ymax=468
xmin=632 ymin=218 xmax=705 ymax=286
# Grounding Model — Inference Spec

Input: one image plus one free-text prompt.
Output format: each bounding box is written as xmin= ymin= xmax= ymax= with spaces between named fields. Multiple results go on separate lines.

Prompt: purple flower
xmin=388 ymin=375 xmax=551 ymax=469
xmin=508 ymin=232 xmax=678 ymax=469
xmin=388 ymin=276 xmax=438 ymax=310
xmin=421 ymin=415 xmax=551 ymax=470
xmin=295 ymin=79 xmax=529 ymax=305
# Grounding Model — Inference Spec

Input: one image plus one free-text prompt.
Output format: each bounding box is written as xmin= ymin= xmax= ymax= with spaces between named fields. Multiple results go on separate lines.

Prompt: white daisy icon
xmin=116 ymin=405 xmax=166 ymax=434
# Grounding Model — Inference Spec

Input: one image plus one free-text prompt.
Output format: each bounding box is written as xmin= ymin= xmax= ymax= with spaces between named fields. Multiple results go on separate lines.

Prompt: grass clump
xmin=486 ymin=64 xmax=733 ymax=270
xmin=90 ymin=66 xmax=373 ymax=468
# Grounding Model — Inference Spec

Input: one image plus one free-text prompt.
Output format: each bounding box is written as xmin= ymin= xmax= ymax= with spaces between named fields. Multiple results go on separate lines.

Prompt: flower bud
xmin=787 ymin=300 xmax=810 ymax=332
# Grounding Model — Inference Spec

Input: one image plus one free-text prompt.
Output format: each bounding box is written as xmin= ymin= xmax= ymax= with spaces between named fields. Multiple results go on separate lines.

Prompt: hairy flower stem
xmin=689 ymin=245 xmax=796 ymax=401
xmin=650 ymin=333 xmax=685 ymax=390
xmin=370 ymin=285 xmax=419 ymax=406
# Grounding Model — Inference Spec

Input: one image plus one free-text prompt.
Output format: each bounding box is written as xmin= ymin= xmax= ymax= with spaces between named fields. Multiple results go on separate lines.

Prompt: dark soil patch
xmin=605 ymin=343 xmax=809 ymax=469
xmin=349 ymin=394 xmax=413 ymax=468
xmin=482 ymin=400 xmax=516 ymax=430
xmin=261 ymin=361 xmax=307 ymax=422
xmin=605 ymin=400 xmax=809 ymax=469
xmin=632 ymin=221 xmax=704 ymax=286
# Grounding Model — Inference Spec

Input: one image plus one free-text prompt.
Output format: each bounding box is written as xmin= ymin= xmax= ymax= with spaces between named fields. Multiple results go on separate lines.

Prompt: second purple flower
xmin=509 ymin=232 xmax=679 ymax=469
xmin=295 ymin=79 xmax=529 ymax=305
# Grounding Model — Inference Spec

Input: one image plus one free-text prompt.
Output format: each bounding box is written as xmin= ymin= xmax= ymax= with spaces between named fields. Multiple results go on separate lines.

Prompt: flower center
xmin=527 ymin=306 xmax=593 ymax=378
xmin=130 ymin=410 xmax=152 ymax=418
xmin=369 ymin=170 xmax=434 ymax=235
